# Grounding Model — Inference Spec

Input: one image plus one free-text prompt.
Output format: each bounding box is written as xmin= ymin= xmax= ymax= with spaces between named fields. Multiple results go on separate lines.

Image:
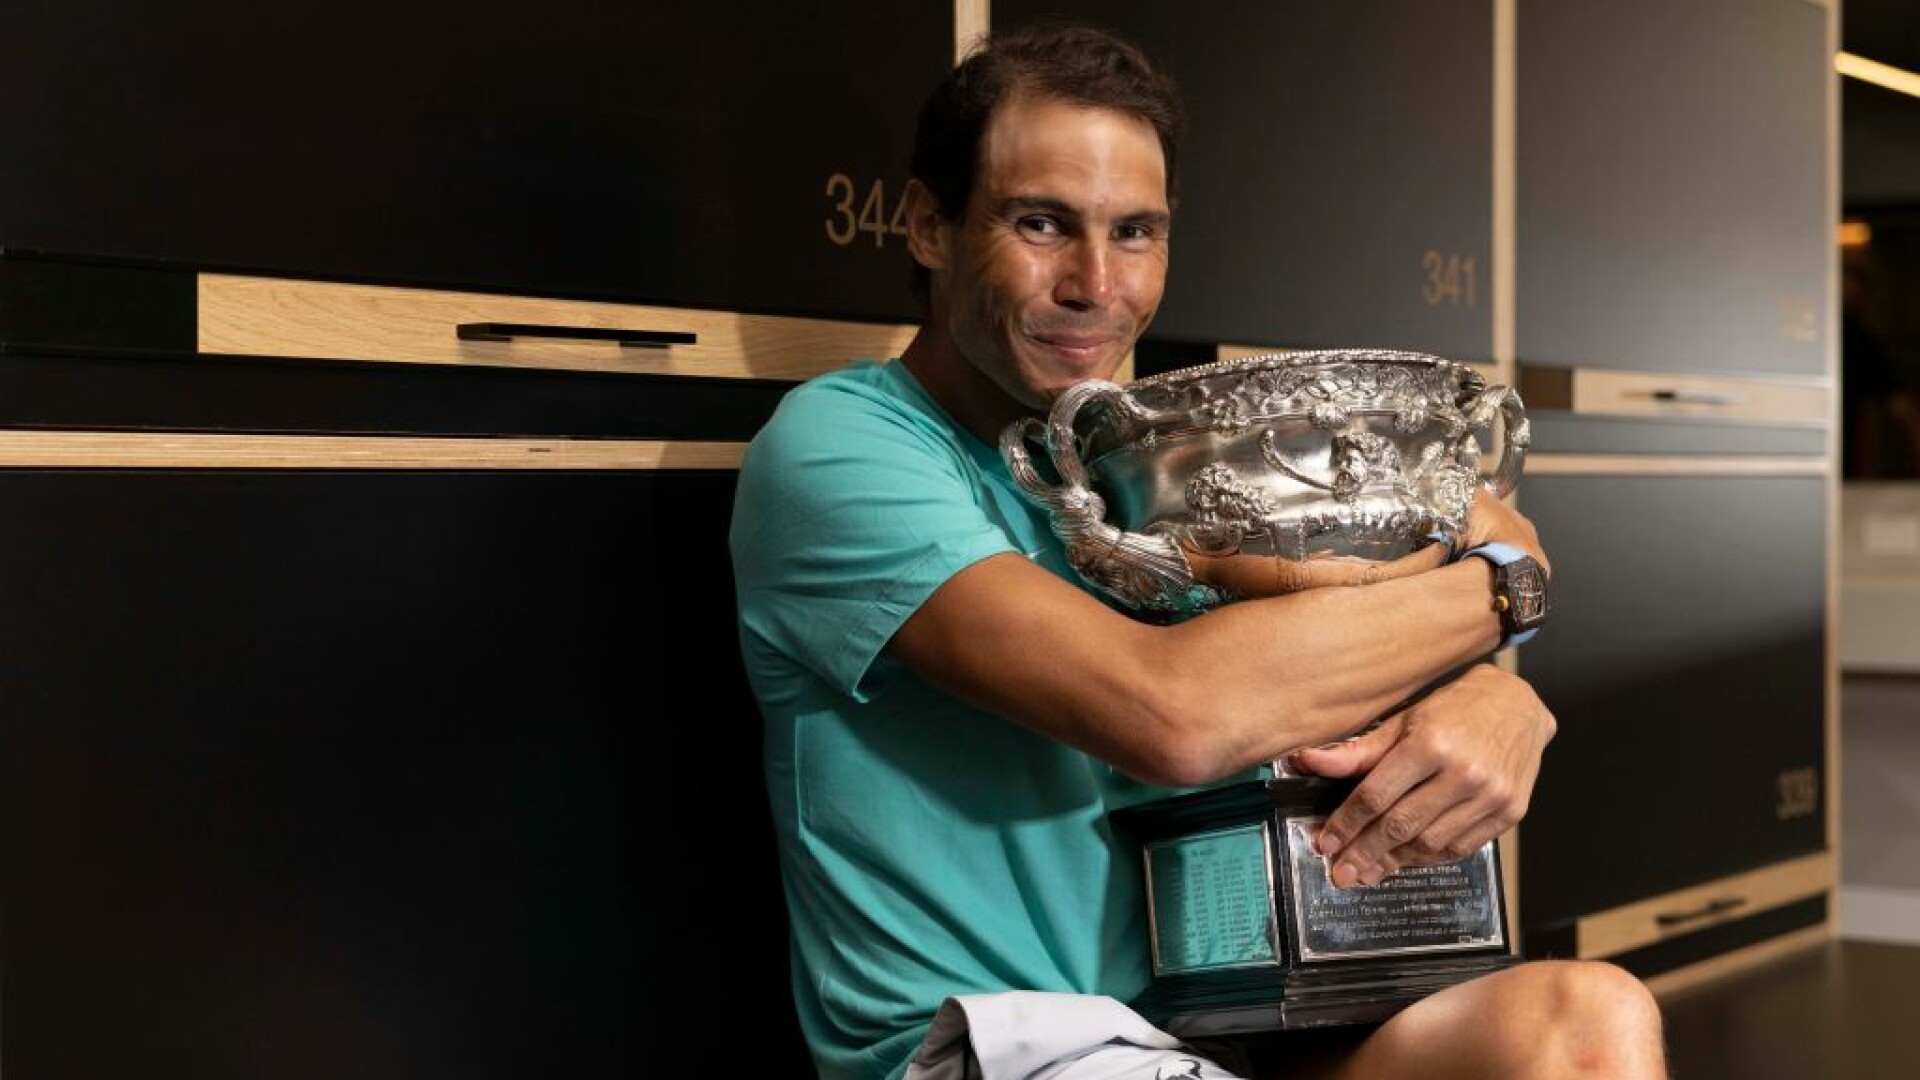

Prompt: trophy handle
xmin=999 ymin=384 xmax=1216 ymax=619
xmin=1042 ymin=379 xmax=1138 ymax=491
xmin=1470 ymin=384 xmax=1531 ymax=500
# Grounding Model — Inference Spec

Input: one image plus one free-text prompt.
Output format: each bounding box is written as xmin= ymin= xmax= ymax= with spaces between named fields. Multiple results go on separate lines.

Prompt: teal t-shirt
xmin=730 ymin=359 xmax=1176 ymax=1080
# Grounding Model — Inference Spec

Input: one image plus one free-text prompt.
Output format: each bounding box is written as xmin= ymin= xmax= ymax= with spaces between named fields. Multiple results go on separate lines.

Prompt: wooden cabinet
xmin=1517 ymin=0 xmax=1830 ymax=377
xmin=0 ymin=2 xmax=950 ymax=322
xmin=995 ymin=0 xmax=1496 ymax=358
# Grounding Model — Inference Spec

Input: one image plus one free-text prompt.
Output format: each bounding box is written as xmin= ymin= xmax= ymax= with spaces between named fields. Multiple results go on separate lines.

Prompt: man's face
xmin=931 ymin=96 xmax=1171 ymax=412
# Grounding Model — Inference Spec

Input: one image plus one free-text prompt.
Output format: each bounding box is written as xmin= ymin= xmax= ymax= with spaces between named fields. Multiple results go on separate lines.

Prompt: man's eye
xmin=1017 ymin=216 xmax=1062 ymax=237
xmin=1116 ymin=223 xmax=1158 ymax=242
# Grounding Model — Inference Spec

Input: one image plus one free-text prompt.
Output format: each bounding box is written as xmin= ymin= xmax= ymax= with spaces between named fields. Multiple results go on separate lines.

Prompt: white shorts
xmin=901 ymin=992 xmax=1250 ymax=1080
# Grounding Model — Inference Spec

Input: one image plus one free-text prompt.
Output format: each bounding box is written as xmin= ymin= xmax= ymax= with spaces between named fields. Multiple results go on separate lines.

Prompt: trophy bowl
xmin=1000 ymin=349 xmax=1529 ymax=620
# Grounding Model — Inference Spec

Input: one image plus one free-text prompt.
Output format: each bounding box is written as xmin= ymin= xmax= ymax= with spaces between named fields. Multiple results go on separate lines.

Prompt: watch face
xmin=1503 ymin=561 xmax=1549 ymax=628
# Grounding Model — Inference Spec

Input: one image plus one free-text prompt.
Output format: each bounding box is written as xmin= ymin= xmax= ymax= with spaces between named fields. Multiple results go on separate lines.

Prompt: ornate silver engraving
xmin=999 ymin=349 xmax=1530 ymax=618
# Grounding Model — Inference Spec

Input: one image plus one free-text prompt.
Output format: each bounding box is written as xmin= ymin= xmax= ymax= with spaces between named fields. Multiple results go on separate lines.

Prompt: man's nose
xmin=1053 ymin=239 xmax=1113 ymax=310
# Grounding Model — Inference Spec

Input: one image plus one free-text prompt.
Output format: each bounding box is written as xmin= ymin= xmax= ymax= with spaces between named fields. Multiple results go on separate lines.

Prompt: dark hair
xmin=907 ymin=21 xmax=1185 ymax=304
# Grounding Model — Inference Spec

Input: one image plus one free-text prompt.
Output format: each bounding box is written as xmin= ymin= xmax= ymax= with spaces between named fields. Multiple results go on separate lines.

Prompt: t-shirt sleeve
xmin=730 ymin=379 xmax=1018 ymax=701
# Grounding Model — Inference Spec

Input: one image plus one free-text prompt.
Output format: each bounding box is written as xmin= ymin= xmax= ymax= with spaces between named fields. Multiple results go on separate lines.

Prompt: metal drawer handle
xmin=1654 ymin=895 xmax=1746 ymax=928
xmin=456 ymin=322 xmax=697 ymax=349
xmin=1647 ymin=388 xmax=1744 ymax=407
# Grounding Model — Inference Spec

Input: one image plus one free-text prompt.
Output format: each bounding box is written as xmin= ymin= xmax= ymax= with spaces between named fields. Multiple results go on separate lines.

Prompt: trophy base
xmin=1112 ymin=776 xmax=1516 ymax=1038
xmin=1131 ymin=948 xmax=1517 ymax=1038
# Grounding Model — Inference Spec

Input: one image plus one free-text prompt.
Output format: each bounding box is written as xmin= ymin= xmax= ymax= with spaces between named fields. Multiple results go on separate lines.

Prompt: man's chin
xmin=1041 ymin=355 xmax=1132 ymax=395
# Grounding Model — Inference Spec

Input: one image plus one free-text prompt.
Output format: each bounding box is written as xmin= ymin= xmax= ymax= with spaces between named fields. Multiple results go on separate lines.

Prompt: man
xmin=731 ymin=22 xmax=1667 ymax=1080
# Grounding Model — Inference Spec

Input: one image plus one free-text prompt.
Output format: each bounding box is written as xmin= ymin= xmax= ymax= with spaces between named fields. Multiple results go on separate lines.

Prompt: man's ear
xmin=902 ymin=179 xmax=951 ymax=271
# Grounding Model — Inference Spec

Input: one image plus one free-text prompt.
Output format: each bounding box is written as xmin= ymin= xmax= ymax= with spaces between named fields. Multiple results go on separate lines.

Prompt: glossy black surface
xmin=0 ymin=253 xmax=197 ymax=352
xmin=0 ymin=345 xmax=794 ymax=440
xmin=0 ymin=3 xmax=947 ymax=321
xmin=0 ymin=470 xmax=809 ymax=1079
xmin=1518 ymin=476 xmax=1828 ymax=927
xmin=1518 ymin=0 xmax=1830 ymax=376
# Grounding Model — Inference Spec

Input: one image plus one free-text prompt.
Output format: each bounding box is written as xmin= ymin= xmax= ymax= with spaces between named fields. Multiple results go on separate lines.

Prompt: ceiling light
xmin=1837 ymin=52 xmax=1920 ymax=100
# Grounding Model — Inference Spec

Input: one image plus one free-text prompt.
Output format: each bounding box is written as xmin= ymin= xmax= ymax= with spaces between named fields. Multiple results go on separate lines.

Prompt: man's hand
xmin=1289 ymin=663 xmax=1556 ymax=889
xmin=1460 ymin=487 xmax=1550 ymax=576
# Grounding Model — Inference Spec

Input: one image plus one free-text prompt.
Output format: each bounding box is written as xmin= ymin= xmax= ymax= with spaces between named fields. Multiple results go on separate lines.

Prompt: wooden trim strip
xmin=955 ymin=0 xmax=989 ymax=62
xmin=198 ymin=274 xmax=916 ymax=381
xmin=1217 ymin=344 xmax=1286 ymax=363
xmin=1644 ymin=923 xmax=1831 ymax=999
xmin=1492 ymin=0 xmax=1516 ymax=389
xmin=1576 ymin=852 xmax=1832 ymax=960
xmin=0 ymin=432 xmax=745 ymax=470
xmin=1822 ymin=0 xmax=1844 ymax=873
xmin=1526 ymin=454 xmax=1828 ymax=477
xmin=1518 ymin=366 xmax=1832 ymax=426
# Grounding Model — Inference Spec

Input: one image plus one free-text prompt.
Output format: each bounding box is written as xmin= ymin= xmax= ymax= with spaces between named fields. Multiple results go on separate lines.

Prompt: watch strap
xmin=1459 ymin=541 xmax=1543 ymax=648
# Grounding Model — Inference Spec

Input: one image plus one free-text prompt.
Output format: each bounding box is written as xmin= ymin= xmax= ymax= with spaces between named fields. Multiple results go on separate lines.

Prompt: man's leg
xmin=1321 ymin=960 xmax=1667 ymax=1080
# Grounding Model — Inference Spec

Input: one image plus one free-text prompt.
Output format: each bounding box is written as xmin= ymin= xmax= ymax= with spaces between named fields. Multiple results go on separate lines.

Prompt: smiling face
xmin=903 ymin=95 xmax=1171 ymax=440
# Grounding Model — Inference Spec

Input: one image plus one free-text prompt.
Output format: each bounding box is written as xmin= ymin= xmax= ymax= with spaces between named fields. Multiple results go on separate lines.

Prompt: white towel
xmin=903 ymin=992 xmax=1244 ymax=1080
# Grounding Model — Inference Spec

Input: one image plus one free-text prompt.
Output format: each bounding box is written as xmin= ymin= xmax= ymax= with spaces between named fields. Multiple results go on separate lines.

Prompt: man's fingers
xmin=1312 ymin=732 xmax=1430 ymax=867
xmin=1389 ymin=800 xmax=1513 ymax=868
xmin=1329 ymin=796 xmax=1518 ymax=891
xmin=1322 ymin=775 xmax=1457 ymax=888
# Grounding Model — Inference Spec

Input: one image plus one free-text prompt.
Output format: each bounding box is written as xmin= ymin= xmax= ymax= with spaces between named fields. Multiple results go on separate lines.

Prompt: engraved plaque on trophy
xmin=1001 ymin=350 xmax=1527 ymax=1036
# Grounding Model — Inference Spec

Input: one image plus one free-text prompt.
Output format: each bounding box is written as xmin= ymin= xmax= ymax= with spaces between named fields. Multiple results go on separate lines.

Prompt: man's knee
xmin=1550 ymin=961 xmax=1660 ymax=1023
xmin=1513 ymin=960 xmax=1665 ymax=1075
xmin=1355 ymin=960 xmax=1665 ymax=1079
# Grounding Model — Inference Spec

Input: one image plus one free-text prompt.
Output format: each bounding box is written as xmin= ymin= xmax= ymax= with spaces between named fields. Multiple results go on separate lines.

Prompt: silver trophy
xmin=999 ymin=348 xmax=1528 ymax=621
xmin=999 ymin=349 xmax=1531 ymax=1035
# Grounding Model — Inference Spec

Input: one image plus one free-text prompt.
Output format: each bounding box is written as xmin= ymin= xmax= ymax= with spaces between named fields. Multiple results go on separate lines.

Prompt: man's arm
xmin=888 ymin=488 xmax=1555 ymax=883
xmin=890 ymin=549 xmax=1501 ymax=784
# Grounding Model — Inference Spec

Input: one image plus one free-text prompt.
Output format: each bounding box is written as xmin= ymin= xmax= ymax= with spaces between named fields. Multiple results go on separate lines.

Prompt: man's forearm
xmin=1147 ymin=556 xmax=1503 ymax=778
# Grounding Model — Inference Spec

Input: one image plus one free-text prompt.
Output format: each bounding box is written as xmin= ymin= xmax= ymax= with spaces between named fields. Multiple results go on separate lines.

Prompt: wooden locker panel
xmin=995 ymin=1 xmax=1496 ymax=357
xmin=194 ymin=274 xmax=915 ymax=380
xmin=0 ymin=469 xmax=809 ymax=1079
xmin=1517 ymin=0 xmax=1830 ymax=377
xmin=0 ymin=2 xmax=947 ymax=322
xmin=1517 ymin=475 xmax=1828 ymax=930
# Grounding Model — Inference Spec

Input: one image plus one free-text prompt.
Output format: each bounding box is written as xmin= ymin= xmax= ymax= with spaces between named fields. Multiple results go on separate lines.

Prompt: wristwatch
xmin=1459 ymin=541 xmax=1549 ymax=648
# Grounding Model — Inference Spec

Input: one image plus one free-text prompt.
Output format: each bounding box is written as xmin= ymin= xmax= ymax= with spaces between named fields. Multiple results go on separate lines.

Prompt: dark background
xmin=1839 ymin=0 xmax=1920 ymax=478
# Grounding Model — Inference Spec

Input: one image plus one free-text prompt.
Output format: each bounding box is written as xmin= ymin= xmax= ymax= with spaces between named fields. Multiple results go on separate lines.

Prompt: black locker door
xmin=0 ymin=467 xmax=808 ymax=1079
xmin=0 ymin=2 xmax=949 ymax=322
xmin=995 ymin=1 xmax=1496 ymax=357
xmin=1518 ymin=0 xmax=1830 ymax=377
xmin=1518 ymin=475 xmax=1829 ymax=932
